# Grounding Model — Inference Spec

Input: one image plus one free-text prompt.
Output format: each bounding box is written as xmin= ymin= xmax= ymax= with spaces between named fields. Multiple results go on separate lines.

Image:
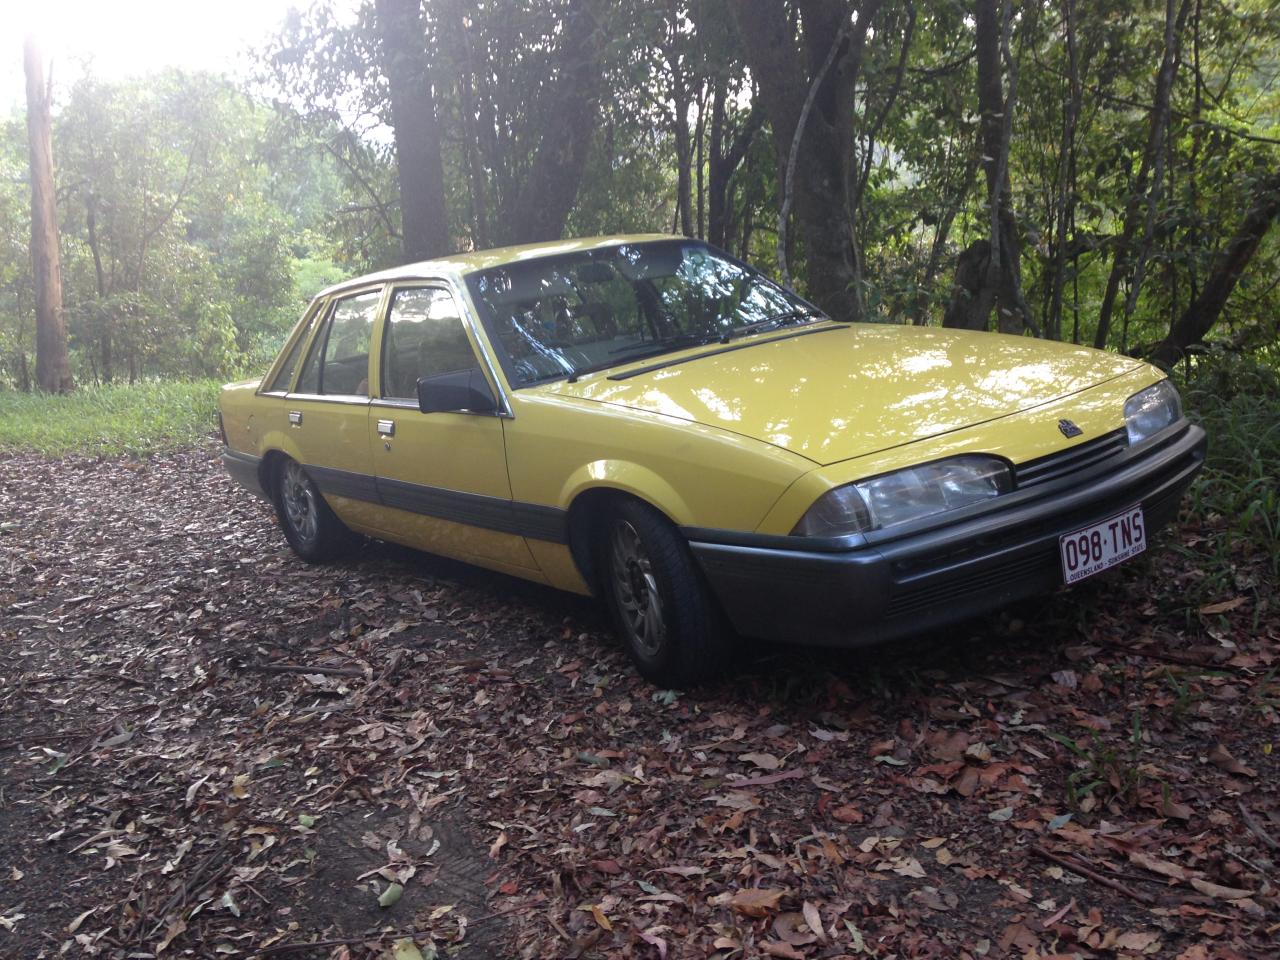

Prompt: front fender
xmin=560 ymin=460 xmax=694 ymax=525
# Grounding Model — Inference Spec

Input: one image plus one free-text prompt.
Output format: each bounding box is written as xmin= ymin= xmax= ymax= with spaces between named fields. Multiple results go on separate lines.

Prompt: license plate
xmin=1059 ymin=506 xmax=1146 ymax=585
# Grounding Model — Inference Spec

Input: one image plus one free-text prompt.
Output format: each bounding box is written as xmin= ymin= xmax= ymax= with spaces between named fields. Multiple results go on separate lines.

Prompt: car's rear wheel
xmin=598 ymin=499 xmax=731 ymax=687
xmin=275 ymin=458 xmax=354 ymax=562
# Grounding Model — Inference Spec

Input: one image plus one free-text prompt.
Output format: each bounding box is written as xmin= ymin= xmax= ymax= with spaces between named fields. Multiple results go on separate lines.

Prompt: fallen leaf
xmin=1128 ymin=850 xmax=1191 ymax=882
xmin=588 ymin=904 xmax=612 ymax=931
xmin=156 ymin=917 xmax=187 ymax=953
xmin=727 ymin=768 xmax=805 ymax=788
xmin=988 ymin=806 xmax=1014 ymax=822
xmin=378 ymin=883 xmax=404 ymax=908
xmin=802 ymin=901 xmax=826 ymax=944
xmin=1190 ymin=877 xmax=1254 ymax=900
xmin=1113 ymin=930 xmax=1160 ymax=952
xmin=761 ymin=941 xmax=806 ymax=959
xmin=390 ymin=939 xmax=425 ymax=960
xmin=831 ymin=804 xmax=863 ymax=824
xmin=716 ymin=887 xmax=787 ymax=918
xmin=1199 ymin=598 xmax=1245 ymax=615
xmin=638 ymin=928 xmax=668 ymax=959
xmin=741 ymin=752 xmax=782 ymax=771
xmin=892 ymin=857 xmax=927 ymax=878
xmin=488 ymin=831 xmax=508 ymax=858
xmin=1207 ymin=744 xmax=1256 ymax=778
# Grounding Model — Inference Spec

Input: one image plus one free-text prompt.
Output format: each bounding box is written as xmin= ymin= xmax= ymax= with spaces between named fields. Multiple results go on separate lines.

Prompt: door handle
xmin=288 ymin=410 xmax=303 ymax=426
xmin=377 ymin=419 xmax=396 ymax=437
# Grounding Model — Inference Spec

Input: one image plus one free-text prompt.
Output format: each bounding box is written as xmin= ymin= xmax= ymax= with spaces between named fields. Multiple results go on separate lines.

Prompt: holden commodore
xmin=219 ymin=235 xmax=1206 ymax=685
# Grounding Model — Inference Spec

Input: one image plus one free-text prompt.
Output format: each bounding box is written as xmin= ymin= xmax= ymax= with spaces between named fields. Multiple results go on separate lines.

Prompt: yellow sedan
xmin=219 ymin=235 xmax=1206 ymax=685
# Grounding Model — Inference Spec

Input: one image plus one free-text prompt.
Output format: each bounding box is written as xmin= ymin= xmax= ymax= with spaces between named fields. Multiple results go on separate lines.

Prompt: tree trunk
xmin=23 ymin=38 xmax=73 ymax=393
xmin=504 ymin=0 xmax=606 ymax=244
xmin=1148 ymin=172 xmax=1280 ymax=367
xmin=1046 ymin=0 xmax=1081 ymax=342
xmin=1092 ymin=0 xmax=1191 ymax=349
xmin=86 ymin=192 xmax=113 ymax=382
xmin=732 ymin=0 xmax=882 ymax=320
xmin=672 ymin=73 xmax=694 ymax=237
xmin=374 ymin=0 xmax=450 ymax=262
xmin=944 ymin=0 xmax=1030 ymax=334
xmin=450 ymin=6 xmax=490 ymax=249
xmin=707 ymin=81 xmax=763 ymax=251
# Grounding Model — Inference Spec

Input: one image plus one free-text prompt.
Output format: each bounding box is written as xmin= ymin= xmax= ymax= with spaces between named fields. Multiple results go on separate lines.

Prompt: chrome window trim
xmin=281 ymin=393 xmax=374 ymax=406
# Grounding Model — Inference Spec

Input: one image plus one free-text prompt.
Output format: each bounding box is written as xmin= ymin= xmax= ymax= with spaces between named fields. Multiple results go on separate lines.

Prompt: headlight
xmin=1124 ymin=380 xmax=1182 ymax=445
xmin=792 ymin=455 xmax=1013 ymax=537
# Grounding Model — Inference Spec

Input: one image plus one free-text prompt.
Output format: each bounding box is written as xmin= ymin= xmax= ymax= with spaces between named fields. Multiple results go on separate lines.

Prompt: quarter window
xmin=267 ymin=307 xmax=318 ymax=392
xmin=381 ymin=288 xmax=482 ymax=400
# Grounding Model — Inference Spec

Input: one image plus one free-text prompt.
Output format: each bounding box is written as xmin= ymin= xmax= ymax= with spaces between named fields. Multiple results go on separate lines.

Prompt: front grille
xmin=1014 ymin=428 xmax=1129 ymax=489
xmin=885 ymin=549 xmax=1058 ymax=619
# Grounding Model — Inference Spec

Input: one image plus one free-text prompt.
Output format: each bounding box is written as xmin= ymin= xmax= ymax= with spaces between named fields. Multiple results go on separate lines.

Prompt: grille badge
xmin=1058 ymin=418 xmax=1084 ymax=438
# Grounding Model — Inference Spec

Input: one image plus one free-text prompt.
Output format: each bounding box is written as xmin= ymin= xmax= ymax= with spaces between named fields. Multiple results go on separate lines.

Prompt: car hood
xmin=538 ymin=323 xmax=1143 ymax=465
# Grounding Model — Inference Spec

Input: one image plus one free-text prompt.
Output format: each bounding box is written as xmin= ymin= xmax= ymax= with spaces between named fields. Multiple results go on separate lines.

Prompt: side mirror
xmin=416 ymin=370 xmax=498 ymax=415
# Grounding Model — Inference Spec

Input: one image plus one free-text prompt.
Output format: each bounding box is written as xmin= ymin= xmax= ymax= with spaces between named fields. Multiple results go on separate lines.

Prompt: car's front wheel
xmin=274 ymin=458 xmax=355 ymax=562
xmin=599 ymin=499 xmax=731 ymax=687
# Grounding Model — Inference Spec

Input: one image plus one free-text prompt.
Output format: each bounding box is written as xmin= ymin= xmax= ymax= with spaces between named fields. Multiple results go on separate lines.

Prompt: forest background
xmin=1 ymin=0 xmax=1278 ymax=412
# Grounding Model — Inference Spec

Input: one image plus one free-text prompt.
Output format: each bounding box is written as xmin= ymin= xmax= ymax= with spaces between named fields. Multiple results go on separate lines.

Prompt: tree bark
xmin=732 ymin=0 xmax=882 ymax=320
xmin=23 ymin=37 xmax=73 ymax=393
xmin=1092 ymin=0 xmax=1191 ymax=349
xmin=1148 ymin=172 xmax=1280 ymax=367
xmin=374 ymin=0 xmax=450 ymax=262
xmin=504 ymin=0 xmax=606 ymax=244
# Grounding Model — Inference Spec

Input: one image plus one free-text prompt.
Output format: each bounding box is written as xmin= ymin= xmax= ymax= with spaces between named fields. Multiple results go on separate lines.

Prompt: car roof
xmin=316 ymin=233 xmax=676 ymax=299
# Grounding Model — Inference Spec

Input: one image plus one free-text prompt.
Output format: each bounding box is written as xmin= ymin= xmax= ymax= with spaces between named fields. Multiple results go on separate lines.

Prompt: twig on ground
xmin=1030 ymin=845 xmax=1157 ymax=906
xmin=1238 ymin=800 xmax=1280 ymax=851
xmin=251 ymin=905 xmax=527 ymax=956
xmin=242 ymin=662 xmax=365 ymax=678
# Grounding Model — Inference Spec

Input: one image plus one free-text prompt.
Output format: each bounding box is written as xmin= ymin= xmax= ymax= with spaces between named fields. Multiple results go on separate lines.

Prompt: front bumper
xmin=688 ymin=422 xmax=1207 ymax=647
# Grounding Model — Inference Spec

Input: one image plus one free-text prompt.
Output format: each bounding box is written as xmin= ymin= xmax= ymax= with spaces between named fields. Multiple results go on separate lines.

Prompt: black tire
xmin=273 ymin=458 xmax=356 ymax=563
xmin=597 ymin=499 xmax=732 ymax=687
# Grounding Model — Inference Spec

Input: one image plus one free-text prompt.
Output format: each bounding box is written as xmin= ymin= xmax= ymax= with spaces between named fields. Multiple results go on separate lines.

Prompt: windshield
xmin=464 ymin=240 xmax=823 ymax=387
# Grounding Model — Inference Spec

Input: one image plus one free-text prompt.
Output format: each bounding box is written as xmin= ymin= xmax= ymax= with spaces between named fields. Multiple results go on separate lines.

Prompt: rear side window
xmin=296 ymin=290 xmax=381 ymax=396
xmin=267 ymin=307 xmax=319 ymax=392
xmin=381 ymin=288 xmax=481 ymax=400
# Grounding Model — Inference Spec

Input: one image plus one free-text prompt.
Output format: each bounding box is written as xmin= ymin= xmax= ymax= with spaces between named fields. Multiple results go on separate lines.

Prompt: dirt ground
xmin=1 ymin=443 xmax=1277 ymax=959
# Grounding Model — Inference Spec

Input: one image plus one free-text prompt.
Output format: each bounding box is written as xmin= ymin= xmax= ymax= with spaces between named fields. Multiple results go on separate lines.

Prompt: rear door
xmin=369 ymin=283 xmax=538 ymax=572
xmin=283 ymin=287 xmax=383 ymax=532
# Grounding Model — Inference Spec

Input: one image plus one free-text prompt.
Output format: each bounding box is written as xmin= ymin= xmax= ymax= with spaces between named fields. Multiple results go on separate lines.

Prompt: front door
xmin=282 ymin=287 xmax=382 ymax=533
xmin=369 ymin=284 xmax=538 ymax=572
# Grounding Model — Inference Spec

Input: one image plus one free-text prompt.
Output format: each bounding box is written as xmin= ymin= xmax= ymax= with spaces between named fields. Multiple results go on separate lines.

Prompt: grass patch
xmin=0 ymin=379 xmax=224 ymax=457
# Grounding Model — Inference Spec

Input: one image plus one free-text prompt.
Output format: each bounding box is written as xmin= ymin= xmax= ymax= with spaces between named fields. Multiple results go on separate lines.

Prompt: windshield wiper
xmin=718 ymin=308 xmax=825 ymax=343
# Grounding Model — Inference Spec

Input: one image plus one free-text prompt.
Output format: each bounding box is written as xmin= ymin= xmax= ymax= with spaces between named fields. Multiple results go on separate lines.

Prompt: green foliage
xmin=4 ymin=0 xmax=1279 ymax=389
xmin=0 ymin=69 xmax=361 ymax=389
xmin=1049 ymin=710 xmax=1148 ymax=811
xmin=0 ymin=380 xmax=221 ymax=456
xmin=1179 ymin=348 xmax=1280 ymax=577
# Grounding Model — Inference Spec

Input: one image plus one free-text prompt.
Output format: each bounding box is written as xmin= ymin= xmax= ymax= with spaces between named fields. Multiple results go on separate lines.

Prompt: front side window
xmin=295 ymin=289 xmax=381 ymax=396
xmin=464 ymin=240 xmax=820 ymax=387
xmin=381 ymin=288 xmax=481 ymax=400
